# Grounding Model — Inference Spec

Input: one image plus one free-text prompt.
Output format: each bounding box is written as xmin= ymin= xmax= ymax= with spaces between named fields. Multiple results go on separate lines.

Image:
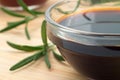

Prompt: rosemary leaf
xmin=44 ymin=52 xmax=51 ymax=69
xmin=33 ymin=51 xmax=44 ymax=61
xmin=7 ymin=22 xmax=18 ymax=26
xmin=17 ymin=0 xmax=36 ymax=16
xmin=7 ymin=41 xmax=43 ymax=52
xmin=41 ymin=20 xmax=48 ymax=47
xmin=25 ymin=22 xmax=31 ymax=40
xmin=1 ymin=7 xmax=26 ymax=18
xmin=0 ymin=19 xmax=26 ymax=33
xmin=52 ymin=51 xmax=65 ymax=61
xmin=56 ymin=0 xmax=80 ymax=14
xmin=10 ymin=54 xmax=34 ymax=71
xmin=31 ymin=10 xmax=45 ymax=15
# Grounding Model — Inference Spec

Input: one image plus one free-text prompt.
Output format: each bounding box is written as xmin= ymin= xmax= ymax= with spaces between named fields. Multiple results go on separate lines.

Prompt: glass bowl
xmin=45 ymin=0 xmax=120 ymax=80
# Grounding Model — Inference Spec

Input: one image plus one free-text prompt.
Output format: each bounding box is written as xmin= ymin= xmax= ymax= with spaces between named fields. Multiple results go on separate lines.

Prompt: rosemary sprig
xmin=0 ymin=0 xmax=44 ymax=40
xmin=9 ymin=20 xmax=64 ymax=71
xmin=0 ymin=0 xmax=66 ymax=71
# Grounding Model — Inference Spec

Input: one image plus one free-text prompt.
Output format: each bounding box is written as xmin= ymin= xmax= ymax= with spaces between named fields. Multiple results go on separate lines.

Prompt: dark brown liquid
xmin=48 ymin=9 xmax=120 ymax=80
xmin=0 ymin=0 xmax=46 ymax=7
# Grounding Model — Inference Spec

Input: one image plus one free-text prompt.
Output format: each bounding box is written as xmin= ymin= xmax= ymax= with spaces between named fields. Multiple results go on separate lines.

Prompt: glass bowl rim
xmin=45 ymin=0 xmax=120 ymax=37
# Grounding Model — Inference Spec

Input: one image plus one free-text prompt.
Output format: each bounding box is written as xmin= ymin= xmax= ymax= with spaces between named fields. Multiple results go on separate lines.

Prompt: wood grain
xmin=0 ymin=0 xmax=85 ymax=80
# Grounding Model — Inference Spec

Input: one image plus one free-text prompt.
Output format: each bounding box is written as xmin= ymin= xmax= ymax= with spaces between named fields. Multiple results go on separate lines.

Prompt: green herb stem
xmin=1 ymin=7 xmax=26 ymax=18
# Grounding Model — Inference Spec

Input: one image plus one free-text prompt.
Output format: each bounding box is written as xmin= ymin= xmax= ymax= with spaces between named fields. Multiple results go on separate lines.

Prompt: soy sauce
xmin=48 ymin=8 xmax=120 ymax=80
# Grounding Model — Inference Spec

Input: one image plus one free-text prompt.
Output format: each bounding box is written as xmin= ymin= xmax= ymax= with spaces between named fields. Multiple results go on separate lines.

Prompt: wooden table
xmin=0 ymin=0 xmax=85 ymax=80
